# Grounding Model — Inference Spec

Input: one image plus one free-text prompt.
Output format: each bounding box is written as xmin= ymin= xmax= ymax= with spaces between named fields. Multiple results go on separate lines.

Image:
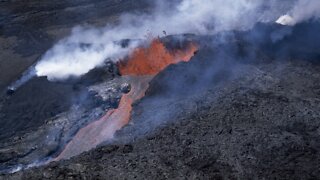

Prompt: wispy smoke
xmin=35 ymin=30 xmax=140 ymax=81
xmin=276 ymin=0 xmax=320 ymax=25
xmin=8 ymin=66 xmax=36 ymax=90
xmin=34 ymin=0 xmax=318 ymax=80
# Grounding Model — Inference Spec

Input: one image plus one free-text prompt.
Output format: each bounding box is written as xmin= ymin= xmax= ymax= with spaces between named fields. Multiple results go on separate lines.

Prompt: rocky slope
xmin=1 ymin=1 xmax=320 ymax=179
xmin=2 ymin=25 xmax=320 ymax=178
xmin=0 ymin=0 xmax=149 ymax=173
xmin=0 ymin=0 xmax=149 ymax=92
xmin=2 ymin=59 xmax=320 ymax=180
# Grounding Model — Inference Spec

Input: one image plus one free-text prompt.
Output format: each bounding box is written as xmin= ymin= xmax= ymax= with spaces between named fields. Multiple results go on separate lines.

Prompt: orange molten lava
xmin=55 ymin=76 xmax=152 ymax=160
xmin=56 ymin=39 xmax=197 ymax=160
xmin=119 ymin=39 xmax=198 ymax=75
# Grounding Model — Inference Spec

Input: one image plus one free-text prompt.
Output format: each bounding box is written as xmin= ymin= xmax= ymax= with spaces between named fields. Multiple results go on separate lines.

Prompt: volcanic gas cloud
xmin=55 ymin=38 xmax=197 ymax=160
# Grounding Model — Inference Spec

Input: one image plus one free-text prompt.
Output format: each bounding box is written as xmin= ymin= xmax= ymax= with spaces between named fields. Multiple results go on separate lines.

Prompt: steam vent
xmin=1 ymin=1 xmax=320 ymax=179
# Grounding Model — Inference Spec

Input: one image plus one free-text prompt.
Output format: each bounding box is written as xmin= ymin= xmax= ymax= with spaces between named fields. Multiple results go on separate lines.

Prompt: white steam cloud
xmin=8 ymin=66 xmax=36 ymax=91
xmin=34 ymin=0 xmax=319 ymax=80
xmin=276 ymin=0 xmax=320 ymax=26
xmin=35 ymin=31 xmax=140 ymax=80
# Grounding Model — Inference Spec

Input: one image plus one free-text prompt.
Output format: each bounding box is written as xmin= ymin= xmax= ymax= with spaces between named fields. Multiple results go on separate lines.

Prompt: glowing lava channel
xmin=56 ymin=39 xmax=198 ymax=160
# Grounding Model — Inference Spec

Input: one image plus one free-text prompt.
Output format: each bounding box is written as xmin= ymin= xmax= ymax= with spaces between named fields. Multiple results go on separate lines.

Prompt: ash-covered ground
xmin=1 ymin=1 xmax=320 ymax=179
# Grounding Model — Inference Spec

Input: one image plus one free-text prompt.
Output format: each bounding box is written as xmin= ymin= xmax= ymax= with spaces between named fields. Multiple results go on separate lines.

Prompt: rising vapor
xmin=33 ymin=0 xmax=319 ymax=80
xmin=276 ymin=0 xmax=320 ymax=26
xmin=8 ymin=66 xmax=36 ymax=91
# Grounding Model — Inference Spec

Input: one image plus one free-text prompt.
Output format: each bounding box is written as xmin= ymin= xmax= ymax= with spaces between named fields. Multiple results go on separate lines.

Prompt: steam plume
xmin=276 ymin=0 xmax=320 ymax=26
xmin=34 ymin=0 xmax=319 ymax=80
xmin=32 ymin=0 xmax=267 ymax=80
xmin=8 ymin=66 xmax=36 ymax=91
xmin=35 ymin=35 xmax=140 ymax=81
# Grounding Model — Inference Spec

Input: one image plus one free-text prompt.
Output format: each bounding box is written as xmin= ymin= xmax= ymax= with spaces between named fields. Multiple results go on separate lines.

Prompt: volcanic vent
xmin=55 ymin=38 xmax=198 ymax=160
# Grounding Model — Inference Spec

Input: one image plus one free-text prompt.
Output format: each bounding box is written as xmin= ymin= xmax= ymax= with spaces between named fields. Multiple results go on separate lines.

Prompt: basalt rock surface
xmin=1 ymin=1 xmax=320 ymax=179
xmin=2 ymin=59 xmax=320 ymax=180
xmin=0 ymin=63 xmax=130 ymax=173
xmin=0 ymin=0 xmax=149 ymax=173
xmin=2 ymin=30 xmax=320 ymax=179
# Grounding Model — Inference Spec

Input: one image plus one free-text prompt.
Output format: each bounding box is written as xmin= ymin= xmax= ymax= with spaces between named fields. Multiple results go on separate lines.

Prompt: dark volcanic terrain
xmin=3 ymin=58 xmax=320 ymax=180
xmin=1 ymin=1 xmax=320 ymax=180
xmin=0 ymin=0 xmax=149 ymax=92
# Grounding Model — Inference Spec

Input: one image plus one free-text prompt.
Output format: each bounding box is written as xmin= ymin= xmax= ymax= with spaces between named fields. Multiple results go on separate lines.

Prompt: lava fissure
xmin=55 ymin=38 xmax=198 ymax=160
xmin=118 ymin=39 xmax=198 ymax=76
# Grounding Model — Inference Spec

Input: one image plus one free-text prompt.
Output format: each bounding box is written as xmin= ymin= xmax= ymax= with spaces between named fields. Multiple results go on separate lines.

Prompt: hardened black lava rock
xmin=0 ymin=0 xmax=150 ymax=174
xmin=3 ymin=23 xmax=320 ymax=179
xmin=3 ymin=57 xmax=320 ymax=180
xmin=1 ymin=1 xmax=320 ymax=179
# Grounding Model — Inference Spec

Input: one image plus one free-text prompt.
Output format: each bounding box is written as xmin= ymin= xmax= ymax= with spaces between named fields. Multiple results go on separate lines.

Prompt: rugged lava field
xmin=1 ymin=0 xmax=320 ymax=179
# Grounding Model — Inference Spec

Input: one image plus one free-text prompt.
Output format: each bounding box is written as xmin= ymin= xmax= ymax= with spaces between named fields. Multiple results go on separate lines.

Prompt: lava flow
xmin=55 ymin=38 xmax=198 ymax=160
xmin=119 ymin=39 xmax=198 ymax=75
